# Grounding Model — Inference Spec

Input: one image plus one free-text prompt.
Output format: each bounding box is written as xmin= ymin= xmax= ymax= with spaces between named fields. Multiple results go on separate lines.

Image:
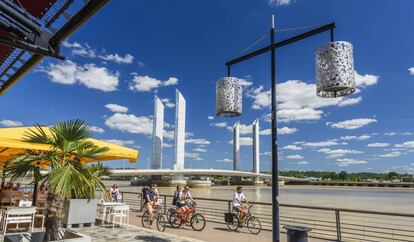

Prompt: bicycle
xmin=141 ymin=204 xmax=166 ymax=232
xmin=168 ymin=203 xmax=206 ymax=231
xmin=225 ymin=204 xmax=262 ymax=235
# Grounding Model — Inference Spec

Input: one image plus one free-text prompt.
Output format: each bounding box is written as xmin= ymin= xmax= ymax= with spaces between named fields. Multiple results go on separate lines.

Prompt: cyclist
xmin=177 ymin=185 xmax=196 ymax=222
xmin=150 ymin=184 xmax=160 ymax=208
xmin=142 ymin=184 xmax=156 ymax=224
xmin=172 ymin=185 xmax=182 ymax=206
xmin=232 ymin=186 xmax=249 ymax=224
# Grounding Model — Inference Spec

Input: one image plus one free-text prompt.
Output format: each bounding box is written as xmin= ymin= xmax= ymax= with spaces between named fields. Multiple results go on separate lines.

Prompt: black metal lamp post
xmin=216 ymin=15 xmax=355 ymax=242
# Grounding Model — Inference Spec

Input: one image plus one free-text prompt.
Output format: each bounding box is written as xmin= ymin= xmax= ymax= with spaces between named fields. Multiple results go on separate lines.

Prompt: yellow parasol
xmin=0 ymin=126 xmax=139 ymax=166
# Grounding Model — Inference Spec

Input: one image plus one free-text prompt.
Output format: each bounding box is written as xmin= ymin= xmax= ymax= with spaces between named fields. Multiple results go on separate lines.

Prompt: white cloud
xmin=128 ymin=74 xmax=179 ymax=92
xmin=302 ymin=140 xmax=341 ymax=147
xmin=259 ymin=129 xmax=271 ymax=135
xmin=318 ymin=148 xmax=363 ymax=158
xmin=128 ymin=75 xmax=161 ymax=92
xmin=63 ymin=41 xmax=134 ymax=64
xmin=297 ymin=161 xmax=308 ymax=165
xmin=164 ymin=77 xmax=179 ymax=86
xmin=193 ymin=148 xmax=207 ymax=152
xmin=105 ymin=113 xmax=152 ymax=136
xmin=210 ymin=122 xmax=228 ymax=128
xmin=269 ymin=0 xmax=294 ymax=6
xmin=62 ymin=41 xmax=96 ymax=58
xmin=240 ymin=137 xmax=253 ymax=146
xmin=207 ymin=116 xmax=214 ymax=120
xmin=338 ymin=97 xmax=362 ymax=107
xmin=278 ymin=127 xmax=297 ymax=135
xmin=43 ymin=60 xmax=78 ymax=84
xmin=0 ymin=119 xmax=23 ymax=127
xmin=385 ymin=132 xmax=412 ymax=136
xmin=239 ymin=79 xmax=253 ymax=86
xmin=395 ymin=141 xmax=414 ymax=148
xmin=282 ymin=145 xmax=302 ymax=150
xmin=355 ymin=71 xmax=379 ymax=87
xmin=185 ymin=152 xmax=203 ymax=160
xmin=367 ymin=143 xmax=390 ymax=147
xmin=228 ymin=137 xmax=253 ymax=146
xmin=379 ymin=151 xmax=401 ymax=158
xmin=326 ymin=118 xmax=377 ymax=130
xmin=103 ymin=139 xmax=134 ymax=146
xmin=186 ymin=138 xmax=211 ymax=145
xmin=340 ymin=135 xmax=370 ymax=141
xmin=42 ymin=60 xmax=119 ymax=92
xmin=286 ymin=155 xmax=303 ymax=160
xmin=100 ymin=53 xmax=134 ymax=64
xmin=336 ymin=158 xmax=367 ymax=167
xmin=217 ymin=158 xmax=232 ymax=162
xmin=259 ymin=127 xmax=297 ymax=135
xmin=161 ymin=98 xmax=175 ymax=108
xmin=105 ymin=103 xmax=128 ymax=113
xmin=409 ymin=67 xmax=414 ymax=75
xmin=164 ymin=130 xmax=175 ymax=140
xmin=90 ymin=126 xmax=104 ymax=133
xmin=76 ymin=64 xmax=119 ymax=92
xmin=163 ymin=143 xmax=173 ymax=148
xmin=249 ymin=74 xmax=376 ymax=123
xmin=277 ymin=108 xmax=323 ymax=123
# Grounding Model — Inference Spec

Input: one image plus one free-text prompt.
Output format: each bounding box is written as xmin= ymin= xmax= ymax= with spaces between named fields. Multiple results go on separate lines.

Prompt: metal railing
xmin=120 ymin=191 xmax=414 ymax=242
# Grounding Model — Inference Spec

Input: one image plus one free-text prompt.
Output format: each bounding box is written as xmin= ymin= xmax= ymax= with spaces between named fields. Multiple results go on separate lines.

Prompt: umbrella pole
xmin=32 ymin=167 xmax=40 ymax=206
xmin=32 ymin=181 xmax=38 ymax=206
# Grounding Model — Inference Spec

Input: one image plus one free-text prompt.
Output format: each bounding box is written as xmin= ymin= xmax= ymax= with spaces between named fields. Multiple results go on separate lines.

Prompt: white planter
xmin=62 ymin=199 xmax=97 ymax=226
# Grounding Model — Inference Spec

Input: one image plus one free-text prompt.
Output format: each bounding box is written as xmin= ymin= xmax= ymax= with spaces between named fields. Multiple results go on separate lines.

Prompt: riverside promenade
xmin=128 ymin=209 xmax=327 ymax=242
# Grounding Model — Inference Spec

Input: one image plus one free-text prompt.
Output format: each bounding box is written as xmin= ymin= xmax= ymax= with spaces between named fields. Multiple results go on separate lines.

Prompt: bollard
xmin=284 ymin=225 xmax=312 ymax=242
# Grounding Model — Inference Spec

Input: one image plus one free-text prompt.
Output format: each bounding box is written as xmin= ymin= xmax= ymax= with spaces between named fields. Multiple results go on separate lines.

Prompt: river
xmin=109 ymin=181 xmax=414 ymax=214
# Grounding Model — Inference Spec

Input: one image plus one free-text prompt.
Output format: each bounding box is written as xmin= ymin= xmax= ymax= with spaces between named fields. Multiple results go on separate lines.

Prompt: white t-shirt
xmin=232 ymin=192 xmax=246 ymax=207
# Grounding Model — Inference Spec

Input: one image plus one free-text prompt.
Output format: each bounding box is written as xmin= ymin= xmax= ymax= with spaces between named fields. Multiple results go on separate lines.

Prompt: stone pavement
xmin=74 ymin=224 xmax=205 ymax=242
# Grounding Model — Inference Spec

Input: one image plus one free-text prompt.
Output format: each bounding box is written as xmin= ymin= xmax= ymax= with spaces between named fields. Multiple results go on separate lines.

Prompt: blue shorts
xmin=177 ymin=202 xmax=186 ymax=208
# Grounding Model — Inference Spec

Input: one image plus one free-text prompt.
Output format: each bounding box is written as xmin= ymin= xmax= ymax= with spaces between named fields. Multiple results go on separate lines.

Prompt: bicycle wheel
xmin=168 ymin=211 xmax=183 ymax=228
xmin=156 ymin=214 xmax=166 ymax=232
xmin=226 ymin=214 xmax=239 ymax=231
xmin=141 ymin=212 xmax=152 ymax=228
xmin=190 ymin=213 xmax=206 ymax=231
xmin=247 ymin=216 xmax=261 ymax=235
xmin=167 ymin=207 xmax=176 ymax=222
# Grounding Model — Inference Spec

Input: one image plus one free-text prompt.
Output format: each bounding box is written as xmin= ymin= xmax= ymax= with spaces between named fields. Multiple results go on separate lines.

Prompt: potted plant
xmin=4 ymin=120 xmax=109 ymax=241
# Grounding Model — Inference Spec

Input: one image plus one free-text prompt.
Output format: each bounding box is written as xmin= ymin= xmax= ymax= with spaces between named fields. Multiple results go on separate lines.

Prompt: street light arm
xmin=226 ymin=22 xmax=336 ymax=67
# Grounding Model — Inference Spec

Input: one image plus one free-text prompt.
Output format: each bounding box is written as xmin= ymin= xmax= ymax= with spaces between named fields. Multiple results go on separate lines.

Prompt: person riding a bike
xmin=142 ymin=184 xmax=159 ymax=224
xmin=172 ymin=185 xmax=182 ymax=206
xmin=177 ymin=185 xmax=196 ymax=222
xmin=232 ymin=186 xmax=249 ymax=224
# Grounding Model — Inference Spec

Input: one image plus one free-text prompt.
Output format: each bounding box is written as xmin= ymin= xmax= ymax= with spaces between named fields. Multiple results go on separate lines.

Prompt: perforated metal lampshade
xmin=316 ymin=41 xmax=355 ymax=98
xmin=216 ymin=77 xmax=242 ymax=117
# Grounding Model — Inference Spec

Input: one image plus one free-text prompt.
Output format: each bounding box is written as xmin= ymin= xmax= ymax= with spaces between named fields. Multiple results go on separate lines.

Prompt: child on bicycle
xmin=177 ymin=185 xmax=196 ymax=222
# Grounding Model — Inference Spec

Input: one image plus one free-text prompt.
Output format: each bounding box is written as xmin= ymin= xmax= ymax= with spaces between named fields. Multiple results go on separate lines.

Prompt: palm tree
xmin=4 ymin=120 xmax=109 ymax=241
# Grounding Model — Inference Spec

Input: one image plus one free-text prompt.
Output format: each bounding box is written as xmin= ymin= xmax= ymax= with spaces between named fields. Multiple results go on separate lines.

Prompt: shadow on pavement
xmin=135 ymin=235 xmax=171 ymax=242
xmin=213 ymin=227 xmax=252 ymax=235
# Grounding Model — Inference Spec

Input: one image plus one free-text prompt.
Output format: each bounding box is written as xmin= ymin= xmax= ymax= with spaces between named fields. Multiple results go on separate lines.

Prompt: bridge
xmin=109 ymin=168 xmax=305 ymax=181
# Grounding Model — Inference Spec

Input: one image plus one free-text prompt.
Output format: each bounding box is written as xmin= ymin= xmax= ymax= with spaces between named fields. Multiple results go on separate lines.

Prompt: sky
xmin=1 ymin=0 xmax=414 ymax=174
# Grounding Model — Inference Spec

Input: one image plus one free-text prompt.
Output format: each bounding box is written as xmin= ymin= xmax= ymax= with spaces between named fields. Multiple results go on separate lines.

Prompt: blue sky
xmin=1 ymin=0 xmax=414 ymax=174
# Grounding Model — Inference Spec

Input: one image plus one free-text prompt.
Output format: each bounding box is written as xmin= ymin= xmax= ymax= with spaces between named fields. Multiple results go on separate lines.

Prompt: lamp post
xmin=216 ymin=15 xmax=355 ymax=242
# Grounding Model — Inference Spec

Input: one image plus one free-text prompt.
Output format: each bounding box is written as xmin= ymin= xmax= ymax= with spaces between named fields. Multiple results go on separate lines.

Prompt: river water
xmin=110 ymin=181 xmax=414 ymax=213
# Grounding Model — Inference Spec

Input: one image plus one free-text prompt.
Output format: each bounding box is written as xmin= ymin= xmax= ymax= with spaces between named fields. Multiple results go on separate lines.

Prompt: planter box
xmin=62 ymin=199 xmax=97 ymax=227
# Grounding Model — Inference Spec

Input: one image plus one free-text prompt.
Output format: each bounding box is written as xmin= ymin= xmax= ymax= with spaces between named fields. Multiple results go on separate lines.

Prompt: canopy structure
xmin=0 ymin=126 xmax=139 ymax=165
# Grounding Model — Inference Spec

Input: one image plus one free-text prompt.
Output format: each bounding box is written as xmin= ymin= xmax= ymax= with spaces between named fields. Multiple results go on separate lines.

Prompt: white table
xmin=97 ymin=202 xmax=124 ymax=225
